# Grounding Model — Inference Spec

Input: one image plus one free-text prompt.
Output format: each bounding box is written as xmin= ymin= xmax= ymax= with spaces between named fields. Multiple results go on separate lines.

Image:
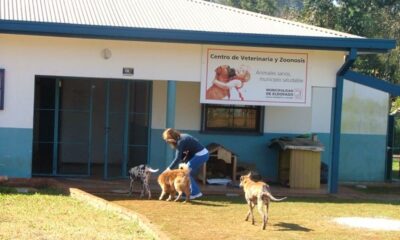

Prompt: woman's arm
xmin=167 ymin=148 xmax=183 ymax=169
xmin=212 ymin=79 xmax=241 ymax=89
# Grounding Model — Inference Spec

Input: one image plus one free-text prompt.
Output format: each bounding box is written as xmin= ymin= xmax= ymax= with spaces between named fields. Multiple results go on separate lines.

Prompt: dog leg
xmin=139 ymin=178 xmax=148 ymax=199
xmin=245 ymin=209 xmax=251 ymax=221
xmin=174 ymin=191 xmax=182 ymax=202
xmin=257 ymin=196 xmax=270 ymax=230
xmin=264 ymin=200 xmax=270 ymax=230
xmin=128 ymin=179 xmax=134 ymax=196
xmin=140 ymin=183 xmax=145 ymax=198
xmin=166 ymin=189 xmax=175 ymax=201
xmin=245 ymin=201 xmax=255 ymax=225
xmin=257 ymin=196 xmax=267 ymax=230
xmin=159 ymin=190 xmax=166 ymax=200
xmin=147 ymin=186 xmax=151 ymax=200
xmin=183 ymin=187 xmax=190 ymax=203
xmin=144 ymin=175 xmax=151 ymax=200
xmin=144 ymin=181 xmax=151 ymax=200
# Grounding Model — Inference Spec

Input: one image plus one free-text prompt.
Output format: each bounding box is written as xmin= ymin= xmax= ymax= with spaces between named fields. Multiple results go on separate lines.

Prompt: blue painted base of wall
xmin=0 ymin=126 xmax=386 ymax=182
xmin=0 ymin=128 xmax=33 ymax=178
xmin=339 ymin=133 xmax=386 ymax=181
xmin=149 ymin=129 xmax=333 ymax=182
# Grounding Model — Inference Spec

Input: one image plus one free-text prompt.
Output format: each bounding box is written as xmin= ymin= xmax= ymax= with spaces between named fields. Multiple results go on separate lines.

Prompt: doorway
xmin=32 ymin=77 xmax=151 ymax=178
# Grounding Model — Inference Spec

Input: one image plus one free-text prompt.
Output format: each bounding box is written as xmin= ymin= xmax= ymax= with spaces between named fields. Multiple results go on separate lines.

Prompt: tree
xmin=335 ymin=0 xmax=400 ymax=83
xmin=210 ymin=0 xmax=399 ymax=84
xmin=222 ymin=0 xmax=279 ymax=16
xmin=299 ymin=0 xmax=338 ymax=29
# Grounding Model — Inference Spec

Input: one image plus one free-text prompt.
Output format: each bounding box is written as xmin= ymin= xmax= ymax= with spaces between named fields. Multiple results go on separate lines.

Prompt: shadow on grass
xmin=187 ymin=200 xmax=226 ymax=207
xmin=102 ymin=194 xmax=400 ymax=206
xmin=274 ymin=222 xmax=313 ymax=232
xmin=201 ymin=195 xmax=400 ymax=206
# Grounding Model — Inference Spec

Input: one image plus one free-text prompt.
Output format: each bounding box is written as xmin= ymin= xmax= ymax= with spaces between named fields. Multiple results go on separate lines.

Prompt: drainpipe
xmin=329 ymin=48 xmax=357 ymax=194
xmin=165 ymin=81 xmax=177 ymax=168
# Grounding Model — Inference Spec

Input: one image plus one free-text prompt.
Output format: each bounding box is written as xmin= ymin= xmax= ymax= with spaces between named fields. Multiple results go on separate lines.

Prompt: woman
xmin=162 ymin=128 xmax=209 ymax=200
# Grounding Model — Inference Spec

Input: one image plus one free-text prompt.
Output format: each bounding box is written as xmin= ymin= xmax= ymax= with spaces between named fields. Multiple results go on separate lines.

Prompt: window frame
xmin=201 ymin=104 xmax=264 ymax=135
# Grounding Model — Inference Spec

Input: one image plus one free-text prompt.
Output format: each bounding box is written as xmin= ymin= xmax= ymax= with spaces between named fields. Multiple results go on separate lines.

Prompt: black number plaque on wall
xmin=0 ymin=69 xmax=4 ymax=110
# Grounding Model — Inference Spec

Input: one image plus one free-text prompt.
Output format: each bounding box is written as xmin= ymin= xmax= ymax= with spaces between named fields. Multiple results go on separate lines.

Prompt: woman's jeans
xmin=187 ymin=152 xmax=209 ymax=195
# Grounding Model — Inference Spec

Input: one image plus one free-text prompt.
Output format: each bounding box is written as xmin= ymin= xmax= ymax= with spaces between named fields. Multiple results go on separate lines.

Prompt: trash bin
xmin=269 ymin=137 xmax=324 ymax=189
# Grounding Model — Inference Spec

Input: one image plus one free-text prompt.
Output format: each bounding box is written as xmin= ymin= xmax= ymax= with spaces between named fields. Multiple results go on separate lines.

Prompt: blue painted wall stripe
xmin=150 ymin=129 xmax=333 ymax=181
xmin=150 ymin=129 xmax=385 ymax=182
xmin=0 ymin=128 xmax=33 ymax=178
xmin=0 ymin=126 xmax=387 ymax=182
xmin=339 ymin=133 xmax=387 ymax=181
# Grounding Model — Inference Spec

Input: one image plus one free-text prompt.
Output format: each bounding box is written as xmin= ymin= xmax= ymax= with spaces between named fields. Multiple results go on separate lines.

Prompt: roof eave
xmin=0 ymin=20 xmax=396 ymax=53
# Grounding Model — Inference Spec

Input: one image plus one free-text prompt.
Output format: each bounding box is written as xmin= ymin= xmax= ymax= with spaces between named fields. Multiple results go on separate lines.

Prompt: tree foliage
xmin=299 ymin=0 xmax=338 ymax=29
xmin=208 ymin=0 xmax=399 ymax=85
xmin=218 ymin=0 xmax=279 ymax=16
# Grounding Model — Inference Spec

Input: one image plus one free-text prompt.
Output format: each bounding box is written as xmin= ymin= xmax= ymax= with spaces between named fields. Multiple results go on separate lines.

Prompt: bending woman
xmin=162 ymin=128 xmax=209 ymax=200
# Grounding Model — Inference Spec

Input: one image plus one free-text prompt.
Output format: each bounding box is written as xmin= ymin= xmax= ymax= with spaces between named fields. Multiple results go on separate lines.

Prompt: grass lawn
xmin=109 ymin=195 xmax=400 ymax=240
xmin=0 ymin=187 xmax=153 ymax=240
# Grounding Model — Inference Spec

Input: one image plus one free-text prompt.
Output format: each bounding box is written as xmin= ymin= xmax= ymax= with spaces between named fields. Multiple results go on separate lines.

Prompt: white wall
xmin=153 ymin=84 xmax=334 ymax=133
xmin=264 ymin=105 xmax=312 ymax=133
xmin=151 ymin=81 xmax=202 ymax=130
xmin=265 ymin=87 xmax=332 ymax=134
xmin=0 ymin=34 xmax=345 ymax=131
xmin=342 ymin=80 xmax=389 ymax=135
xmin=0 ymin=34 xmax=201 ymax=128
xmin=176 ymin=82 xmax=202 ymax=130
xmin=311 ymin=87 xmax=333 ymax=133
xmin=151 ymin=81 xmax=167 ymax=129
xmin=308 ymin=51 xmax=344 ymax=87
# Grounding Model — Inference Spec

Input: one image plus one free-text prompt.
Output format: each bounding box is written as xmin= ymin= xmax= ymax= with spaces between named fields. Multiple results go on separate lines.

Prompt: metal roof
xmin=0 ymin=0 xmax=359 ymax=38
xmin=0 ymin=0 xmax=396 ymax=52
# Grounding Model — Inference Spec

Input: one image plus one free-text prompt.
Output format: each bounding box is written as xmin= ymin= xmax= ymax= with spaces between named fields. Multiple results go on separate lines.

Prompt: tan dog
xmin=206 ymin=65 xmax=233 ymax=100
xmin=158 ymin=163 xmax=191 ymax=203
xmin=240 ymin=172 xmax=286 ymax=230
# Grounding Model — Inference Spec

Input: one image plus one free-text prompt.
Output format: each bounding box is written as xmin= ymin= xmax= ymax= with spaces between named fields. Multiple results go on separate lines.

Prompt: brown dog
xmin=206 ymin=65 xmax=234 ymax=100
xmin=240 ymin=172 xmax=286 ymax=230
xmin=158 ymin=163 xmax=191 ymax=203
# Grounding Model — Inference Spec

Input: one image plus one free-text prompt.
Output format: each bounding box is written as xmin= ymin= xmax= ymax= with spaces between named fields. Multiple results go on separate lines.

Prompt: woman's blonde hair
xmin=162 ymin=128 xmax=181 ymax=147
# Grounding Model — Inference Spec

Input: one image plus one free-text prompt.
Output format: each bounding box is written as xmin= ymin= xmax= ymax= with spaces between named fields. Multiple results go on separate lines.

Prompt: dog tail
xmin=263 ymin=191 xmax=287 ymax=202
xmin=146 ymin=167 xmax=159 ymax=173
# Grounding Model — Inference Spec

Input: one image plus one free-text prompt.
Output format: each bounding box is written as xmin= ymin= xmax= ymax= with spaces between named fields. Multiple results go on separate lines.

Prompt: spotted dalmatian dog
xmin=128 ymin=164 xmax=159 ymax=199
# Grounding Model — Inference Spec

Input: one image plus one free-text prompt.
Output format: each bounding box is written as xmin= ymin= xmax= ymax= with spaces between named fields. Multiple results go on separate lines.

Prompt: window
xmin=0 ymin=69 xmax=4 ymax=110
xmin=201 ymin=104 xmax=264 ymax=134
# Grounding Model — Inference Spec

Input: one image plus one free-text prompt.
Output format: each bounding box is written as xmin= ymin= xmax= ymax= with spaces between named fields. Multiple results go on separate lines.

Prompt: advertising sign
xmin=200 ymin=48 xmax=309 ymax=106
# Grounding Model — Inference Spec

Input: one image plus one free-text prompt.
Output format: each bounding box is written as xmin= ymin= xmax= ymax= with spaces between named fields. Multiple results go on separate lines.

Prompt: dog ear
xmin=215 ymin=66 xmax=222 ymax=74
xmin=247 ymin=172 xmax=252 ymax=177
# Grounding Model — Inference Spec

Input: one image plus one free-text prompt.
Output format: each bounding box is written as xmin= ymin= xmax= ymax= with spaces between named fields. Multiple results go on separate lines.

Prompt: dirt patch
xmin=334 ymin=217 xmax=400 ymax=231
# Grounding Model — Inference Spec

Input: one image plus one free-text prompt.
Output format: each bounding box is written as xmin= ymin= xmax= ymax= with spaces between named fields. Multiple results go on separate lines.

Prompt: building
xmin=0 ymin=0 xmax=397 ymax=193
